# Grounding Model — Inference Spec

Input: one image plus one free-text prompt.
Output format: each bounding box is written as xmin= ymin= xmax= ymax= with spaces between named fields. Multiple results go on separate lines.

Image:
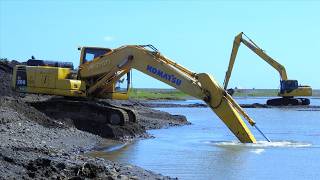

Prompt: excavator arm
xmin=223 ymin=32 xmax=288 ymax=90
xmin=79 ymin=45 xmax=257 ymax=143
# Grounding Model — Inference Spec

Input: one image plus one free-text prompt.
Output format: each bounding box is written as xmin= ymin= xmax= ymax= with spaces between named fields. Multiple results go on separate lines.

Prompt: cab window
xmin=82 ymin=48 xmax=111 ymax=64
xmin=85 ymin=53 xmax=95 ymax=62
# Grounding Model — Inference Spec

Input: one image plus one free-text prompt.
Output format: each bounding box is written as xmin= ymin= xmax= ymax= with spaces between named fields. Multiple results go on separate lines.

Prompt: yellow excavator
xmin=12 ymin=44 xmax=271 ymax=143
xmin=223 ymin=32 xmax=312 ymax=106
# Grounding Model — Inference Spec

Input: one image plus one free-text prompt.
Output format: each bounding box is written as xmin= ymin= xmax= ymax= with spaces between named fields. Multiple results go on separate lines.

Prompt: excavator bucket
xmin=197 ymin=73 xmax=256 ymax=143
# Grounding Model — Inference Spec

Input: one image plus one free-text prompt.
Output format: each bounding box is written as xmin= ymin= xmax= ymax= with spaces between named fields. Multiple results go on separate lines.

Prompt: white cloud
xmin=103 ymin=36 xmax=115 ymax=42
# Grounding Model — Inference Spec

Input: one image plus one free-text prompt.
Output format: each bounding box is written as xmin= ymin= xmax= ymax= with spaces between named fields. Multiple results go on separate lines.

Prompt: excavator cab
xmin=278 ymin=79 xmax=312 ymax=99
xmin=79 ymin=47 xmax=112 ymax=64
xmin=280 ymin=80 xmax=298 ymax=94
xmin=79 ymin=47 xmax=131 ymax=99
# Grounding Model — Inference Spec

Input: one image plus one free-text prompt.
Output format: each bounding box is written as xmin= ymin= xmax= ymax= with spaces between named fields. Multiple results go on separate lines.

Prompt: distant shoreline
xmin=129 ymin=88 xmax=320 ymax=100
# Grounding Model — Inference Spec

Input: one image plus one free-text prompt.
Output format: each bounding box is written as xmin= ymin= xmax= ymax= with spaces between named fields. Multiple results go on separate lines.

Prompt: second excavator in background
xmin=223 ymin=32 xmax=312 ymax=106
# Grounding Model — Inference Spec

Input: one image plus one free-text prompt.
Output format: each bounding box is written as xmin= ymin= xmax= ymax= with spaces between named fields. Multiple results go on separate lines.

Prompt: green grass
xmin=129 ymin=88 xmax=189 ymax=100
xmin=313 ymin=89 xmax=320 ymax=97
xmin=233 ymin=89 xmax=320 ymax=97
xmin=233 ymin=89 xmax=278 ymax=97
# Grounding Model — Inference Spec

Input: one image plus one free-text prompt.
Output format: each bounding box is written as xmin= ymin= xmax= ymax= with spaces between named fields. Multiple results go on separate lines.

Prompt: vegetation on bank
xmin=129 ymin=88 xmax=190 ymax=100
xmin=234 ymin=89 xmax=320 ymax=97
xmin=129 ymin=88 xmax=320 ymax=100
xmin=232 ymin=89 xmax=278 ymax=97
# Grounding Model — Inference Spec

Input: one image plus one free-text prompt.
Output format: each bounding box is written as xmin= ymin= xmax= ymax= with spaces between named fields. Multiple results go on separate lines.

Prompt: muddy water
xmin=91 ymin=98 xmax=320 ymax=180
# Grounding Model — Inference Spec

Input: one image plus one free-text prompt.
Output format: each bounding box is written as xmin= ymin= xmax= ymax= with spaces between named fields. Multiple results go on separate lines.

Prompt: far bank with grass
xmin=129 ymin=88 xmax=320 ymax=100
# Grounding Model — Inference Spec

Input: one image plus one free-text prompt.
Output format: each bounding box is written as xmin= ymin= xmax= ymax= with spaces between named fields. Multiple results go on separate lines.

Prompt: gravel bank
xmin=0 ymin=96 xmax=188 ymax=179
xmin=0 ymin=60 xmax=189 ymax=179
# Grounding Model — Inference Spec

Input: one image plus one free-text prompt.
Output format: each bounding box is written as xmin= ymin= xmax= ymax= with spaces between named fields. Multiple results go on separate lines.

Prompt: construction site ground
xmin=0 ymin=61 xmax=189 ymax=179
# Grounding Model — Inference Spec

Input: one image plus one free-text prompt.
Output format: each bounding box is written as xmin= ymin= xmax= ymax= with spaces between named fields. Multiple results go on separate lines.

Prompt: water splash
xmin=251 ymin=148 xmax=265 ymax=154
xmin=203 ymin=140 xmax=312 ymax=155
xmin=211 ymin=141 xmax=311 ymax=148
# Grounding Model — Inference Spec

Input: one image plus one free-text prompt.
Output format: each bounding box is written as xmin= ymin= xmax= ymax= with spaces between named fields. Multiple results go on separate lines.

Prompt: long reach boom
xmin=79 ymin=45 xmax=258 ymax=143
xmin=223 ymin=32 xmax=312 ymax=106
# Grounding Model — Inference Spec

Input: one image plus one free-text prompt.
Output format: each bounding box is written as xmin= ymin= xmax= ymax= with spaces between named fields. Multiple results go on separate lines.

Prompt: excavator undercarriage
xmin=266 ymin=97 xmax=310 ymax=106
xmin=30 ymin=97 xmax=136 ymax=138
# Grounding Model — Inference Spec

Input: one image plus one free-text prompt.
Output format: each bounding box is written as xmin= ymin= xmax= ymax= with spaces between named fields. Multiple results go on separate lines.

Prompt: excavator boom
xmin=224 ymin=32 xmax=288 ymax=90
xmin=79 ymin=45 xmax=257 ymax=143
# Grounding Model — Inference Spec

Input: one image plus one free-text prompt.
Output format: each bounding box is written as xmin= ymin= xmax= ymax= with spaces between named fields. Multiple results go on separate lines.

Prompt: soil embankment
xmin=0 ymin=60 xmax=21 ymax=97
xmin=138 ymin=101 xmax=269 ymax=108
xmin=0 ymin=60 xmax=188 ymax=179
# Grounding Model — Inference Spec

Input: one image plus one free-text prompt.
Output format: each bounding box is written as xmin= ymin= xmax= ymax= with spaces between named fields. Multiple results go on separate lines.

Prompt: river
xmin=91 ymin=97 xmax=320 ymax=180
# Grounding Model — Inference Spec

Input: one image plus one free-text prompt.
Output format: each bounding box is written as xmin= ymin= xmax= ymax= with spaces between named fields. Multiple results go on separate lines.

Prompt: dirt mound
xmin=0 ymin=60 xmax=22 ymax=97
xmin=1 ymin=96 xmax=182 ymax=179
xmin=140 ymin=101 xmax=207 ymax=108
xmin=240 ymin=103 xmax=269 ymax=108
xmin=0 ymin=96 xmax=65 ymax=128
xmin=0 ymin=145 xmax=175 ymax=179
xmin=25 ymin=158 xmax=108 ymax=179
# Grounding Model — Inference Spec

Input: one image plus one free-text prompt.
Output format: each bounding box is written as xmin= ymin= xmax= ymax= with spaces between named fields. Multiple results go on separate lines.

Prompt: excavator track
xmin=267 ymin=97 xmax=310 ymax=106
xmin=30 ymin=97 xmax=136 ymax=126
xmin=28 ymin=97 xmax=141 ymax=138
xmin=97 ymin=101 xmax=137 ymax=123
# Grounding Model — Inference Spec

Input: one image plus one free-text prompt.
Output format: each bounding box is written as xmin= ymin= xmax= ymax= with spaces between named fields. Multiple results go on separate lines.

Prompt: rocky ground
xmin=0 ymin=60 xmax=189 ymax=179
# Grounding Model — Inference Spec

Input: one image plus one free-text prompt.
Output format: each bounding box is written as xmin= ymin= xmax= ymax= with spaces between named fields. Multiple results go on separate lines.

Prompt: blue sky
xmin=1 ymin=0 xmax=319 ymax=89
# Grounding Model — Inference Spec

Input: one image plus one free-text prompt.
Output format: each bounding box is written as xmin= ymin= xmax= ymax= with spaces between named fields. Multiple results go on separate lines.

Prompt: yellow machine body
xmin=280 ymin=85 xmax=312 ymax=97
xmin=12 ymin=65 xmax=86 ymax=97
